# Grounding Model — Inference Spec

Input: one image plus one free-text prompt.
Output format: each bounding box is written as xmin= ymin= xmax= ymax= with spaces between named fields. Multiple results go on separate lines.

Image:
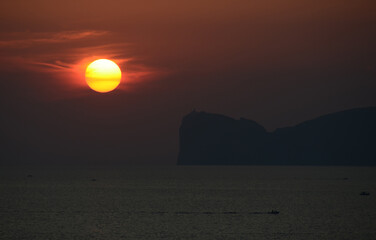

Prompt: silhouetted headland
xmin=178 ymin=107 xmax=376 ymax=165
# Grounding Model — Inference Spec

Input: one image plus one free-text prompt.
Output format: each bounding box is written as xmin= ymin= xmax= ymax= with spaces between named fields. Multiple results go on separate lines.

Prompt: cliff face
xmin=178 ymin=111 xmax=268 ymax=165
xmin=177 ymin=107 xmax=376 ymax=165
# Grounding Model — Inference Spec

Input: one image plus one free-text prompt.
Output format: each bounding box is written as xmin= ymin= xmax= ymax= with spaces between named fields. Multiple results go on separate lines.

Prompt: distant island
xmin=177 ymin=107 xmax=376 ymax=165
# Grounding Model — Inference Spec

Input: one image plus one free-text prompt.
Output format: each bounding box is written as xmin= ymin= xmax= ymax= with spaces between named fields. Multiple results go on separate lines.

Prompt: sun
xmin=85 ymin=59 xmax=122 ymax=93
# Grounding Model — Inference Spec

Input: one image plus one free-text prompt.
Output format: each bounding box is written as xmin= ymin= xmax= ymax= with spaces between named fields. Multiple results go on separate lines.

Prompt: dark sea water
xmin=0 ymin=166 xmax=375 ymax=239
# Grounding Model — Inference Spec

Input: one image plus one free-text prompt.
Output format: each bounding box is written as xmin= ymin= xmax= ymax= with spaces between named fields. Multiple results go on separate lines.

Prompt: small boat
xmin=360 ymin=191 xmax=370 ymax=196
xmin=268 ymin=210 xmax=279 ymax=214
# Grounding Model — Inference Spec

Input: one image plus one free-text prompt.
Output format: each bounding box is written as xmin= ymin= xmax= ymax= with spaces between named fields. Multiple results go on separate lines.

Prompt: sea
xmin=0 ymin=166 xmax=375 ymax=240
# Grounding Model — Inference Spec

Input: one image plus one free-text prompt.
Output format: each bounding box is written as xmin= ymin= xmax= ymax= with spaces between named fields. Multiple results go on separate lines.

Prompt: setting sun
xmin=85 ymin=59 xmax=122 ymax=93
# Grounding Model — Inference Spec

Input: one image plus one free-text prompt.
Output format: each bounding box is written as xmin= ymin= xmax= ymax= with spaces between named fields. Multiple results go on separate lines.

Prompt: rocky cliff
xmin=177 ymin=107 xmax=376 ymax=165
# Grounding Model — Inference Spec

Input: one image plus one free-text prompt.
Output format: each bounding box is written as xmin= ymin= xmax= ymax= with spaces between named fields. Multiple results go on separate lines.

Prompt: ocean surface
xmin=0 ymin=166 xmax=375 ymax=239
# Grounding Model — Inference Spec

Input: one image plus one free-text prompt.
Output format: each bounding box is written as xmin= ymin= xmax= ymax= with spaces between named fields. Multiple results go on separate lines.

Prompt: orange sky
xmin=0 ymin=0 xmax=375 ymax=164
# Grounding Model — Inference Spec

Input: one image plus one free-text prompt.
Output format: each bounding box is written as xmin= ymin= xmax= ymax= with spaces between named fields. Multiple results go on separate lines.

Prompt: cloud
xmin=0 ymin=30 xmax=167 ymax=94
xmin=0 ymin=30 xmax=108 ymax=48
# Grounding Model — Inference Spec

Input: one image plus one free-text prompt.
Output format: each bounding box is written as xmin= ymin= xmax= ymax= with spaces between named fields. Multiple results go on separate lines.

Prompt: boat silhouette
xmin=360 ymin=191 xmax=370 ymax=196
xmin=268 ymin=210 xmax=279 ymax=214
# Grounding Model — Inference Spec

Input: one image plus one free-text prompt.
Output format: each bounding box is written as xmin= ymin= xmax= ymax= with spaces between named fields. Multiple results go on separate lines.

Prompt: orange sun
xmin=85 ymin=59 xmax=122 ymax=93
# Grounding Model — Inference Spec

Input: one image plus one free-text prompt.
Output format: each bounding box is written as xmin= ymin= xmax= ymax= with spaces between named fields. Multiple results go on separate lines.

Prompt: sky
xmin=0 ymin=0 xmax=375 ymax=164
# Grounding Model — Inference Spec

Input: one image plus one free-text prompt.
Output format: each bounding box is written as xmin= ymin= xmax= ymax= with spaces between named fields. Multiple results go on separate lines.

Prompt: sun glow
xmin=85 ymin=59 xmax=122 ymax=93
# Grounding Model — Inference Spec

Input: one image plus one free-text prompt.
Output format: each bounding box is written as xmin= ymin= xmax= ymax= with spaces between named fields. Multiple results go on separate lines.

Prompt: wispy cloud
xmin=28 ymin=60 xmax=73 ymax=71
xmin=0 ymin=30 xmax=135 ymax=72
xmin=0 ymin=30 xmax=167 ymax=92
xmin=0 ymin=30 xmax=108 ymax=48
